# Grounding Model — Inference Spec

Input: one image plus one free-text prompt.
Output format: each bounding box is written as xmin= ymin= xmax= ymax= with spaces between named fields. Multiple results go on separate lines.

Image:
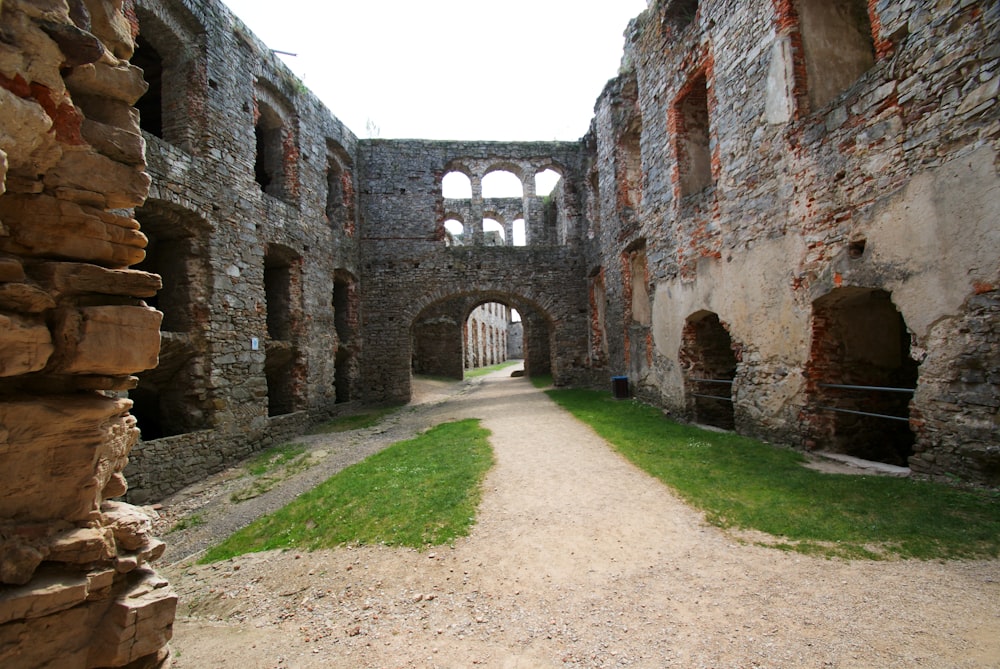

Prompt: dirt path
xmin=161 ymin=368 xmax=1000 ymax=668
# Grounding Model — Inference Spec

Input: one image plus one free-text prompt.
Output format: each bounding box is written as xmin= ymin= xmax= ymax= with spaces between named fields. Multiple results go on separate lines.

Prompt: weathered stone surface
xmin=36 ymin=19 xmax=104 ymax=67
xmin=64 ymin=57 xmax=148 ymax=105
xmin=86 ymin=568 xmax=177 ymax=668
xmin=0 ymin=567 xmax=89 ymax=624
xmin=0 ymin=535 xmax=46 ymax=585
xmin=0 ymin=282 xmax=57 ymax=312
xmin=43 ymin=146 xmax=151 ymax=208
xmin=32 ymin=261 xmax=161 ymax=297
xmin=0 ymin=394 xmax=135 ymax=523
xmin=0 ymin=193 xmax=147 ymax=266
xmin=81 ymin=117 xmax=146 ymax=166
xmin=45 ymin=526 xmax=116 ymax=564
xmin=0 ymin=0 xmax=172 ymax=664
xmin=0 ymin=312 xmax=54 ymax=376
xmin=0 ymin=257 xmax=26 ymax=282
xmin=101 ymin=501 xmax=153 ymax=552
xmin=82 ymin=0 xmax=135 ymax=60
xmin=49 ymin=305 xmax=161 ymax=375
xmin=0 ymin=87 xmax=62 ymax=177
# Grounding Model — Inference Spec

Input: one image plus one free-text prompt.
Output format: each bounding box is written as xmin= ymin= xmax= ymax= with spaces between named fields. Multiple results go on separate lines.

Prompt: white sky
xmin=219 ymin=0 xmax=648 ymax=142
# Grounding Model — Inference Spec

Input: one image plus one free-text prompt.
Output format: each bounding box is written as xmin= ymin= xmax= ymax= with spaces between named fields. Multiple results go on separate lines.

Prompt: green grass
xmin=246 ymin=442 xmax=308 ymax=476
xmin=201 ymin=419 xmax=493 ymax=562
xmin=230 ymin=443 xmax=313 ymax=503
xmin=309 ymin=407 xmax=399 ymax=434
xmin=530 ymin=373 xmax=553 ymax=389
xmin=547 ymin=388 xmax=1000 ymax=560
xmin=168 ymin=513 xmax=205 ymax=533
xmin=464 ymin=360 xmax=521 ymax=378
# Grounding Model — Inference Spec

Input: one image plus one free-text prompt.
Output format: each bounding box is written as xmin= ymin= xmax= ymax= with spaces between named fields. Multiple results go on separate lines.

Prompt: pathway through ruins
xmin=162 ymin=367 xmax=1000 ymax=668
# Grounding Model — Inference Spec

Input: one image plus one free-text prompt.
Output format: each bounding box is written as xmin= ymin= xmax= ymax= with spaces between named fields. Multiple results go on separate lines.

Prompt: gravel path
xmin=159 ymin=367 xmax=1000 ymax=668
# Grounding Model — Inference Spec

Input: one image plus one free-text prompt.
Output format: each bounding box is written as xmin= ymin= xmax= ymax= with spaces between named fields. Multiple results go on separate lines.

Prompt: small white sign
xmin=251 ymin=337 xmax=259 ymax=351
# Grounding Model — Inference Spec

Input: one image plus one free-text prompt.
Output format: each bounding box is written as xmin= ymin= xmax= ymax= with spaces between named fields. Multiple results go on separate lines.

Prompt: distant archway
xmin=410 ymin=291 xmax=553 ymax=386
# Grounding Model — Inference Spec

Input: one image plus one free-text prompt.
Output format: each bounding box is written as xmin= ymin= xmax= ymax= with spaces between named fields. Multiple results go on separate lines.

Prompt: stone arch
xmin=483 ymin=161 xmax=527 ymax=183
xmin=679 ymin=310 xmax=737 ymax=430
xmin=409 ymin=288 xmax=558 ymax=386
xmin=482 ymin=167 xmax=525 ymax=198
xmin=804 ymin=287 xmax=919 ymax=466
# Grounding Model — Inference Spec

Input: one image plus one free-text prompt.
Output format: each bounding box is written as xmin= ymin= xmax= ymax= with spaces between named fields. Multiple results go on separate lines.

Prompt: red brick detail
xmin=771 ymin=0 xmax=809 ymax=118
xmin=341 ymin=171 xmax=356 ymax=237
xmin=867 ymin=0 xmax=893 ymax=59
xmin=282 ymin=127 xmax=300 ymax=199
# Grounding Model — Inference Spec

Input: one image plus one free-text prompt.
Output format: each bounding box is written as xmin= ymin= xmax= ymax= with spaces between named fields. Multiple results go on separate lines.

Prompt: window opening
xmin=795 ymin=0 xmax=875 ymax=110
xmin=483 ymin=218 xmax=505 ymax=245
xmin=482 ymin=170 xmax=523 ymax=198
xmin=618 ymin=120 xmax=642 ymax=213
xmin=675 ymin=70 xmax=712 ymax=196
xmin=255 ymin=104 xmax=286 ymax=198
xmin=132 ymin=35 xmax=163 ymax=138
xmin=512 ymin=219 xmax=526 ymax=247
xmin=535 ymin=169 xmax=561 ymax=197
xmin=442 ymin=171 xmax=472 ymax=199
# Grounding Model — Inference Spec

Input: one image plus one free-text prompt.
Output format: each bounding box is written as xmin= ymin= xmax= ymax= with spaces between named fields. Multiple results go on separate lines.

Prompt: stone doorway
xmin=806 ymin=288 xmax=919 ymax=467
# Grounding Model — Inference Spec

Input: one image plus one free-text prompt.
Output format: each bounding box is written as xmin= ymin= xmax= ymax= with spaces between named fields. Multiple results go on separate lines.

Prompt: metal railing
xmin=688 ymin=378 xmax=733 ymax=403
xmin=817 ymin=383 xmax=915 ymax=423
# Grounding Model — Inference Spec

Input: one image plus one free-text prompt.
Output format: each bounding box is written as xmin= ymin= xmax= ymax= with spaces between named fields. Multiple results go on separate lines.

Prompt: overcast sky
xmin=219 ymin=0 xmax=648 ymax=142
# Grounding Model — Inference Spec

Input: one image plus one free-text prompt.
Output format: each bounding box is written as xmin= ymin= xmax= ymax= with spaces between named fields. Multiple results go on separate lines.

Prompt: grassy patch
xmin=168 ymin=513 xmax=205 ymax=533
xmin=547 ymin=388 xmax=1000 ymax=560
xmin=309 ymin=407 xmax=399 ymax=434
xmin=230 ymin=443 xmax=313 ymax=503
xmin=464 ymin=360 xmax=521 ymax=379
xmin=530 ymin=374 xmax=553 ymax=389
xmin=201 ymin=419 xmax=493 ymax=562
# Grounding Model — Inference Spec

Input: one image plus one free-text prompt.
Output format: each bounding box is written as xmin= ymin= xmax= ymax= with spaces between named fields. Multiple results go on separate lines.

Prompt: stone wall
xmin=120 ymin=0 xmax=363 ymax=503
xmin=584 ymin=0 xmax=999 ymax=484
xmin=358 ymin=139 xmax=594 ymax=405
xmin=0 ymin=0 xmax=175 ymax=666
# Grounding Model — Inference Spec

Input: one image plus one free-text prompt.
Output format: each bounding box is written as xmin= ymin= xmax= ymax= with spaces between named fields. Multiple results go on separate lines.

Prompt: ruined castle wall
xmin=587 ymin=0 xmax=999 ymax=483
xmin=359 ymin=139 xmax=591 ymax=403
xmin=122 ymin=0 xmax=362 ymax=502
xmin=0 ymin=0 xmax=176 ymax=665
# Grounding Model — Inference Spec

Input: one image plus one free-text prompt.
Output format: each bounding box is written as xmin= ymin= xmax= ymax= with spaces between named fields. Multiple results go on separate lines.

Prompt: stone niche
xmin=0 ymin=0 xmax=175 ymax=667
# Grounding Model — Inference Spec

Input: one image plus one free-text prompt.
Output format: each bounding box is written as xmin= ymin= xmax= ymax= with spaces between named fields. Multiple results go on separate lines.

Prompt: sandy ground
xmin=160 ymin=367 xmax=1000 ymax=668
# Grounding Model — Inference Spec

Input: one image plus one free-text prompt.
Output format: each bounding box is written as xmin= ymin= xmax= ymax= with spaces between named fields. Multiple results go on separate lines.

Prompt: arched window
xmin=444 ymin=218 xmax=465 ymax=246
xmin=535 ymin=168 xmax=562 ymax=197
xmin=483 ymin=218 xmax=505 ymax=245
xmin=443 ymin=171 xmax=472 ymax=199
xmin=482 ymin=170 xmax=523 ymax=198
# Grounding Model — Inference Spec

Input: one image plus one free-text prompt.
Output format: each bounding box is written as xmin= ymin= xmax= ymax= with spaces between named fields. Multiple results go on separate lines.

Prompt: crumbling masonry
xmin=1 ymin=0 xmax=997 ymax=666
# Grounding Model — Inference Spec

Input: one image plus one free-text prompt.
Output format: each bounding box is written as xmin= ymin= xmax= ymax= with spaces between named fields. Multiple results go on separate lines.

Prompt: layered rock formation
xmin=0 ymin=0 xmax=175 ymax=666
